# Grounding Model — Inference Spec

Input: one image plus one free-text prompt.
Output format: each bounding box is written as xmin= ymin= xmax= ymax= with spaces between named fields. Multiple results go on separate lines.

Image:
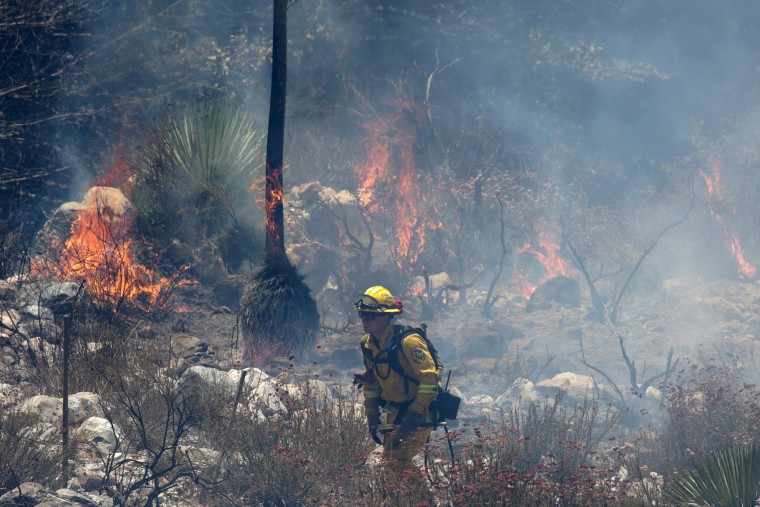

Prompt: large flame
xmin=355 ymin=99 xmax=437 ymax=283
xmin=701 ymin=158 xmax=756 ymax=280
xmin=32 ymin=186 xmax=190 ymax=312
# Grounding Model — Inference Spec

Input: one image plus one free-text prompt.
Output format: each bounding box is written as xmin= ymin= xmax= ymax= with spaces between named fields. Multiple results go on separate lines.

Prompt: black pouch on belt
xmin=435 ymin=390 xmax=461 ymax=421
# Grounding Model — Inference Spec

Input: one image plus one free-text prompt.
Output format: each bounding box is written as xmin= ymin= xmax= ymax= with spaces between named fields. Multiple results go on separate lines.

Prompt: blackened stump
xmin=240 ymin=255 xmax=319 ymax=364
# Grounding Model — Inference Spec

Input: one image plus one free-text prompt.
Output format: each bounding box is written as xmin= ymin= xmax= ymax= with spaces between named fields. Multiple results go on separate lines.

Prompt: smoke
xmin=37 ymin=0 xmax=760 ymax=298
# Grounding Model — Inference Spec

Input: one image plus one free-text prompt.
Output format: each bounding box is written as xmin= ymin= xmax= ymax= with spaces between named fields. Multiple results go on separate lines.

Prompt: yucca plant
xmin=159 ymin=100 xmax=264 ymax=197
xmin=664 ymin=445 xmax=760 ymax=507
xmin=132 ymin=100 xmax=265 ymax=270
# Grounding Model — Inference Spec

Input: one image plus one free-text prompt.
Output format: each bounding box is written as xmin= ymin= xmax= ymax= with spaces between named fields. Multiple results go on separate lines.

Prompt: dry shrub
xmin=73 ymin=333 xmax=231 ymax=506
xmin=0 ymin=411 xmax=60 ymax=496
xmin=422 ymin=393 xmax=641 ymax=506
xmin=613 ymin=355 xmax=760 ymax=506
xmin=210 ymin=376 xmax=371 ymax=506
xmin=659 ymin=356 xmax=760 ymax=466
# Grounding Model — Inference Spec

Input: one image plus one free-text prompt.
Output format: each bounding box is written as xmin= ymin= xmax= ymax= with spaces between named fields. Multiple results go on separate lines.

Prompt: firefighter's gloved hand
xmin=367 ymin=414 xmax=382 ymax=445
xmin=396 ymin=410 xmax=425 ymax=441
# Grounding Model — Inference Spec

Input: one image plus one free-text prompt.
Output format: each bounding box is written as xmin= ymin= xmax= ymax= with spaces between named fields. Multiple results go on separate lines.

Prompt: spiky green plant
xmin=664 ymin=445 xmax=760 ymax=507
xmin=132 ymin=100 xmax=265 ymax=270
xmin=159 ymin=100 xmax=264 ymax=196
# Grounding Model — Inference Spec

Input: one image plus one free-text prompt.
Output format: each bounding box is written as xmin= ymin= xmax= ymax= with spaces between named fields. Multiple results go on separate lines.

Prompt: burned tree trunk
xmin=265 ymin=0 xmax=287 ymax=259
xmin=241 ymin=0 xmax=318 ymax=364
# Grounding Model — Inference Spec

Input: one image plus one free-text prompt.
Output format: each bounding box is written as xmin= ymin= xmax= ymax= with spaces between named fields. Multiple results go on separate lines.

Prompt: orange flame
xmin=701 ymin=159 xmax=756 ymax=280
xmin=355 ymin=99 xmax=435 ymax=283
xmin=265 ymin=166 xmax=284 ymax=245
xmin=32 ymin=187 xmax=192 ymax=312
xmin=513 ymin=231 xmax=575 ymax=297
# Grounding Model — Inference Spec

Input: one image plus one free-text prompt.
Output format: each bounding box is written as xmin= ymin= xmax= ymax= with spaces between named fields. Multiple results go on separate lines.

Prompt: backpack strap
xmin=387 ymin=325 xmax=420 ymax=388
xmin=363 ymin=326 xmax=437 ymax=395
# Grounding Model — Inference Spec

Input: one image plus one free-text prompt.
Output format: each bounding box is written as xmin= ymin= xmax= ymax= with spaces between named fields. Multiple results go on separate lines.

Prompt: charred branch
xmin=561 ymin=229 xmax=607 ymax=321
xmin=581 ymin=332 xmax=679 ymax=403
xmin=325 ymin=201 xmax=374 ymax=272
xmin=609 ymin=192 xmax=694 ymax=323
xmin=580 ymin=334 xmax=624 ymax=402
xmin=563 ymin=180 xmax=695 ymax=324
xmin=483 ymin=196 xmax=508 ymax=316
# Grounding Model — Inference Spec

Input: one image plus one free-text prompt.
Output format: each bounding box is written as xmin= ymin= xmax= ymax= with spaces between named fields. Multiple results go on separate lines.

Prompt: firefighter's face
xmin=359 ymin=311 xmax=391 ymax=336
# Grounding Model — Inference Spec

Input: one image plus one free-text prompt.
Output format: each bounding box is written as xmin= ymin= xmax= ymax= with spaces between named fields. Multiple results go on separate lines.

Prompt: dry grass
xmin=6 ymin=301 xmax=760 ymax=506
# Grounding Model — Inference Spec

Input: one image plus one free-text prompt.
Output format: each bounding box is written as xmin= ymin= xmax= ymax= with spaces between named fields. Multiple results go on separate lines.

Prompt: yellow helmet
xmin=353 ymin=285 xmax=402 ymax=314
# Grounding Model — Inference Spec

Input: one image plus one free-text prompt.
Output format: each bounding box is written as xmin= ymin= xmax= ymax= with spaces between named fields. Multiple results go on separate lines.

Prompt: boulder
xmin=454 ymin=315 xmax=523 ymax=359
xmin=0 ymin=280 xmax=17 ymax=300
xmin=75 ymin=416 xmax=119 ymax=457
xmin=1 ymin=308 xmax=20 ymax=332
xmin=19 ymin=304 xmax=54 ymax=321
xmin=170 ymin=334 xmax=212 ymax=364
xmin=0 ymin=482 xmax=48 ymax=506
xmin=17 ymin=281 xmax=81 ymax=318
xmin=495 ymin=378 xmax=539 ymax=408
xmin=467 ymin=394 xmax=494 ymax=406
xmin=53 ymin=489 xmax=111 ymax=507
xmin=526 ymin=276 xmax=581 ymax=312
xmin=179 ymin=366 xmax=288 ymax=417
xmin=18 ymin=319 xmax=61 ymax=343
xmin=33 ymin=187 xmax=133 ymax=270
xmin=16 ymin=392 xmax=104 ymax=426
xmin=535 ymin=372 xmax=596 ymax=401
xmin=68 ymin=392 xmax=106 ymax=425
xmin=16 ymin=394 xmax=61 ymax=425
xmin=279 ymin=377 xmax=334 ymax=410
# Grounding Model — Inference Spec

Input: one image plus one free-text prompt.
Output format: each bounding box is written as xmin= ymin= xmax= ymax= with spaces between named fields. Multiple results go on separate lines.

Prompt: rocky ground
xmin=163 ymin=271 xmax=760 ymax=418
xmin=3 ymin=267 xmax=760 ymax=506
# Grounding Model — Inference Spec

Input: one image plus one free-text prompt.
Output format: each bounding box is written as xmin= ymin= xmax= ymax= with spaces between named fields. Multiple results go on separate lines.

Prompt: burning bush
xmin=239 ymin=256 xmax=319 ymax=364
xmin=31 ymin=186 xmax=191 ymax=316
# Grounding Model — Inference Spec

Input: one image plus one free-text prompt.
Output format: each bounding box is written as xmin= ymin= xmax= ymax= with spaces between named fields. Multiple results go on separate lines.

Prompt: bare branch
xmin=483 ymin=195 xmax=507 ymax=315
xmin=579 ymin=334 xmax=624 ymax=401
xmin=609 ymin=182 xmax=695 ymax=322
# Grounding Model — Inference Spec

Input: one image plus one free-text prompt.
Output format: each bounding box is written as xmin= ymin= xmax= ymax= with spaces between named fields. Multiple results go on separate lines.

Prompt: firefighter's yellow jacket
xmin=358 ymin=323 xmax=439 ymax=419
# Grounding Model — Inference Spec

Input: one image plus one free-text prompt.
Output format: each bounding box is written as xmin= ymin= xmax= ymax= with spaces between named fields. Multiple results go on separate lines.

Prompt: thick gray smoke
xmin=49 ymin=0 xmax=760 ymax=288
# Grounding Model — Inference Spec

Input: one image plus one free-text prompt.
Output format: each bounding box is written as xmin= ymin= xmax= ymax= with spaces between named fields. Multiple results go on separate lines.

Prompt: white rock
xmin=535 ymin=372 xmax=596 ymax=400
xmin=1 ymin=307 xmax=20 ymax=329
xmin=179 ymin=366 xmax=288 ymax=417
xmin=645 ymin=386 xmax=661 ymax=400
xmin=16 ymin=392 xmax=104 ymax=426
xmin=467 ymin=394 xmax=494 ymax=405
xmin=20 ymin=304 xmax=55 ymax=321
xmin=69 ymin=392 xmax=105 ymax=425
xmin=75 ymin=416 xmax=120 ymax=457
xmin=17 ymin=394 xmax=61 ymax=424
xmin=495 ymin=378 xmax=538 ymax=407
xmin=281 ymin=378 xmax=334 ymax=409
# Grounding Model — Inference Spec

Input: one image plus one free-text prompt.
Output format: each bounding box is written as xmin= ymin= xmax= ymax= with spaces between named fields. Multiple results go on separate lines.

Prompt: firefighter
xmin=353 ymin=285 xmax=439 ymax=469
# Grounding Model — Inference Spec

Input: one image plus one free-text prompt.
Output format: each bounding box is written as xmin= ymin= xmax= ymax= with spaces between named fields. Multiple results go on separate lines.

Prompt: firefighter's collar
xmin=371 ymin=323 xmax=396 ymax=350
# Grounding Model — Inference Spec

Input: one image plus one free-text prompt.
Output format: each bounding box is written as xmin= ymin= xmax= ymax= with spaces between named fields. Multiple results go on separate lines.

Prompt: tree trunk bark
xmin=265 ymin=0 xmax=287 ymax=259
